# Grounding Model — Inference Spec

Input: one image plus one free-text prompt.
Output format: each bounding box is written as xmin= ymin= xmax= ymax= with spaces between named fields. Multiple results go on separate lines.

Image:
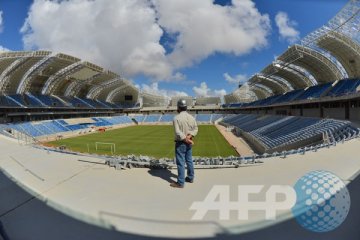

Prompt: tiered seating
xmin=144 ymin=115 xmax=161 ymax=122
xmin=224 ymin=103 xmax=243 ymax=108
xmin=92 ymin=117 xmax=113 ymax=126
xmin=43 ymin=121 xmax=69 ymax=133
xmin=222 ymin=114 xmax=358 ymax=152
xmin=32 ymin=122 xmax=56 ymax=135
xmin=222 ymin=114 xmax=258 ymax=126
xmin=295 ymin=83 xmax=332 ymax=100
xmin=272 ymin=89 xmax=304 ymax=104
xmin=211 ymin=114 xmax=224 ymax=122
xmin=103 ymin=116 xmax=132 ymax=125
xmin=326 ymin=78 xmax=360 ymax=97
xmin=196 ymin=114 xmax=212 ymax=122
xmin=7 ymin=95 xmax=27 ymax=106
xmin=0 ymin=95 xmax=21 ymax=107
xmin=18 ymin=122 xmax=44 ymax=137
xmin=131 ymin=115 xmax=146 ymax=123
xmin=222 ymin=78 xmax=360 ymax=109
xmin=0 ymin=93 xmax=130 ymax=109
xmin=66 ymin=124 xmax=89 ymax=131
xmin=66 ymin=97 xmax=94 ymax=108
xmin=160 ymin=114 xmax=175 ymax=122
xmin=81 ymin=98 xmax=107 ymax=108
xmin=35 ymin=95 xmax=67 ymax=107
xmin=96 ymin=99 xmax=114 ymax=108
xmin=6 ymin=94 xmax=47 ymax=107
xmin=52 ymin=120 xmax=71 ymax=132
xmin=25 ymin=93 xmax=46 ymax=107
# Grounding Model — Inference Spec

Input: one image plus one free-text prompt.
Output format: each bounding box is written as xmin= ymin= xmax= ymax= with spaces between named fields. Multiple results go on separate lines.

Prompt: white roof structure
xmin=239 ymin=0 xmax=360 ymax=101
xmin=141 ymin=92 xmax=169 ymax=107
xmin=224 ymin=84 xmax=258 ymax=104
xmin=0 ymin=51 xmax=139 ymax=105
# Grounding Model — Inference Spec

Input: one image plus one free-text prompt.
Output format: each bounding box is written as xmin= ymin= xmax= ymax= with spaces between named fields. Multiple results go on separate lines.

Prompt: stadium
xmin=0 ymin=1 xmax=360 ymax=240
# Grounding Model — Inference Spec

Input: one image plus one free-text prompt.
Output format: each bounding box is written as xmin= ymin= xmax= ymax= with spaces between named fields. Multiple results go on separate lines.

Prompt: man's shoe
xmin=185 ymin=177 xmax=193 ymax=183
xmin=170 ymin=182 xmax=184 ymax=188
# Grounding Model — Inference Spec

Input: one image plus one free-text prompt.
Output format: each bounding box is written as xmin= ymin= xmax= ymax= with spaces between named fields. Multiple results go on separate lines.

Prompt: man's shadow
xmin=148 ymin=167 xmax=177 ymax=183
xmin=0 ymin=220 xmax=9 ymax=240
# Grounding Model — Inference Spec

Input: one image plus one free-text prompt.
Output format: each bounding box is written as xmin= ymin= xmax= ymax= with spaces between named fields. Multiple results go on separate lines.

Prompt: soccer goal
xmin=95 ymin=142 xmax=116 ymax=154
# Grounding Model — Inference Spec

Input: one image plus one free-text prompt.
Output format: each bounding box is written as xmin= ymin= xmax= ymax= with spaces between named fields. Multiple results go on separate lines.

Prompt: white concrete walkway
xmin=0 ymin=134 xmax=359 ymax=238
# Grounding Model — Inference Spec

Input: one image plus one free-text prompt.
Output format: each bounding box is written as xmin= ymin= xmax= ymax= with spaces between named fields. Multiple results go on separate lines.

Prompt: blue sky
xmin=0 ymin=0 xmax=347 ymax=97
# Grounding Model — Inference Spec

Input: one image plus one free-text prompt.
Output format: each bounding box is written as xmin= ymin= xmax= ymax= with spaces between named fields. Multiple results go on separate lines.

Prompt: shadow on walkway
xmin=148 ymin=168 xmax=177 ymax=183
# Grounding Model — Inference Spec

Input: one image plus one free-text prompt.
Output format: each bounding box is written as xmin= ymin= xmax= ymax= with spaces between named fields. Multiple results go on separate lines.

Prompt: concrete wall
xmin=350 ymin=107 xmax=360 ymax=121
xmin=303 ymin=108 xmax=321 ymax=118
xmin=323 ymin=108 xmax=345 ymax=120
xmin=289 ymin=109 xmax=301 ymax=116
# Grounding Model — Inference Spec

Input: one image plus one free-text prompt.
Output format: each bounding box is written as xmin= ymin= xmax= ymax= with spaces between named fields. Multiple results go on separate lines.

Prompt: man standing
xmin=170 ymin=99 xmax=198 ymax=188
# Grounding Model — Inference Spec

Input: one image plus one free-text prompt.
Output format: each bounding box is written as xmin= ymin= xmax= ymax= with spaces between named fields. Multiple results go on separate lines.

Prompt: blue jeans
xmin=175 ymin=141 xmax=194 ymax=186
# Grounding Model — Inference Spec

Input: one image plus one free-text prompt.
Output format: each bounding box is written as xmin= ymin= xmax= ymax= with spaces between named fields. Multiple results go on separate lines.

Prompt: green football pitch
xmin=47 ymin=125 xmax=238 ymax=158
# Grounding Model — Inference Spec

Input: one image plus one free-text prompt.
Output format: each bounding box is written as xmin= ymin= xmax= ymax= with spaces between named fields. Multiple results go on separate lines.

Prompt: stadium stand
xmin=195 ymin=97 xmax=221 ymax=106
xmin=143 ymin=114 xmax=161 ymax=123
xmin=34 ymin=95 xmax=68 ymax=107
xmin=130 ymin=115 xmax=146 ymax=123
xmin=142 ymin=93 xmax=169 ymax=108
xmin=0 ymin=95 xmax=22 ymax=107
xmin=160 ymin=114 xmax=175 ymax=122
xmin=170 ymin=96 xmax=194 ymax=107
xmin=295 ymin=83 xmax=333 ymax=100
xmin=196 ymin=114 xmax=212 ymax=123
xmin=326 ymin=78 xmax=360 ymax=97
xmin=272 ymin=89 xmax=305 ymax=104
xmin=104 ymin=116 xmax=132 ymax=125
xmin=2 ymin=115 xmax=133 ymax=138
xmin=223 ymin=78 xmax=360 ymax=109
xmin=222 ymin=114 xmax=359 ymax=153
xmin=211 ymin=114 xmax=224 ymax=123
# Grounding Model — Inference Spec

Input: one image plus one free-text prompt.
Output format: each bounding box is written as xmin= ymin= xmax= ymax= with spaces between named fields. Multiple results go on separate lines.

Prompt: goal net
xmin=95 ymin=142 xmax=116 ymax=154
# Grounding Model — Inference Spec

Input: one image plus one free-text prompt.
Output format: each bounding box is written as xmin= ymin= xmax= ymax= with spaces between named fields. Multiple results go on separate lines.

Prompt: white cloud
xmin=0 ymin=45 xmax=9 ymax=52
xmin=275 ymin=11 xmax=300 ymax=44
xmin=224 ymin=72 xmax=248 ymax=84
xmin=139 ymin=82 xmax=188 ymax=97
xmin=21 ymin=0 xmax=271 ymax=81
xmin=193 ymin=82 xmax=226 ymax=97
xmin=21 ymin=0 xmax=173 ymax=80
xmin=154 ymin=0 xmax=271 ymax=68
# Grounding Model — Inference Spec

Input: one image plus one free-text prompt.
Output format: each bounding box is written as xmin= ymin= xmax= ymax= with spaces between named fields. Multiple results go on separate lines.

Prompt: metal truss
xmin=263 ymin=74 xmax=294 ymax=91
xmin=250 ymin=74 xmax=290 ymax=94
xmin=0 ymin=57 xmax=29 ymax=90
xmin=317 ymin=31 xmax=360 ymax=77
xmin=86 ymin=77 xmax=122 ymax=99
xmin=279 ymin=62 xmax=318 ymax=86
xmin=249 ymin=83 xmax=273 ymax=98
xmin=279 ymin=45 xmax=344 ymax=83
xmin=106 ymin=84 xmax=133 ymax=103
xmin=64 ymin=73 xmax=102 ymax=97
xmin=41 ymin=62 xmax=83 ymax=95
xmin=263 ymin=61 xmax=316 ymax=88
xmin=17 ymin=54 xmax=55 ymax=94
xmin=302 ymin=0 xmax=360 ymax=47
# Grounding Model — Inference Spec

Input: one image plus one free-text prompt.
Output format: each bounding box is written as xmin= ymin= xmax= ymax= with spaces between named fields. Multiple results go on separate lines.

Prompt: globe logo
xmin=292 ymin=170 xmax=351 ymax=232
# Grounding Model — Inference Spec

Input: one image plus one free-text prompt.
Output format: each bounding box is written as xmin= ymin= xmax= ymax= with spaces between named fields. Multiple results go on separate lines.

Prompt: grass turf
xmin=47 ymin=125 xmax=238 ymax=158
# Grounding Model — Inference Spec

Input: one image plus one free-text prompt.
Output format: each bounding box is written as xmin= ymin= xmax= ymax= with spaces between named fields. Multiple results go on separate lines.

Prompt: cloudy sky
xmin=0 ymin=0 xmax=347 ymax=97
